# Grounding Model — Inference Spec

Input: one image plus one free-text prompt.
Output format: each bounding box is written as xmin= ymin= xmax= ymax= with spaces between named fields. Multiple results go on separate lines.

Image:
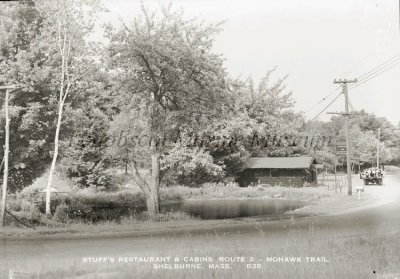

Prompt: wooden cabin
xmin=239 ymin=157 xmax=318 ymax=187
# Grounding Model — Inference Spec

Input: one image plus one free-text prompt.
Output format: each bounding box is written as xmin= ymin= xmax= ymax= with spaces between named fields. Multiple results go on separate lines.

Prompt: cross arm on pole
xmin=0 ymin=86 xmax=16 ymax=90
xmin=333 ymin=79 xmax=358 ymax=84
xmin=327 ymin=112 xmax=366 ymax=116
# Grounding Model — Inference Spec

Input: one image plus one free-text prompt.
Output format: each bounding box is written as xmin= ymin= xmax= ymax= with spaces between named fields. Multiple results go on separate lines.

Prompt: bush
xmin=69 ymin=189 xmax=145 ymax=207
xmin=65 ymin=201 xmax=96 ymax=223
xmin=21 ymin=200 xmax=36 ymax=213
xmin=7 ymin=198 xmax=22 ymax=211
xmin=54 ymin=204 xmax=69 ymax=223
xmin=152 ymin=211 xmax=194 ymax=222
xmin=16 ymin=201 xmax=44 ymax=223
xmin=26 ymin=205 xmax=43 ymax=222
xmin=37 ymin=196 xmax=67 ymax=214
xmin=20 ymin=184 xmax=42 ymax=200
xmin=159 ymin=190 xmax=183 ymax=203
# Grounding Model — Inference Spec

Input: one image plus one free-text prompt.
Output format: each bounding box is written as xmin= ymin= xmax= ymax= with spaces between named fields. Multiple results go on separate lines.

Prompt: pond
xmin=163 ymin=199 xmax=305 ymax=220
xmin=86 ymin=199 xmax=305 ymax=222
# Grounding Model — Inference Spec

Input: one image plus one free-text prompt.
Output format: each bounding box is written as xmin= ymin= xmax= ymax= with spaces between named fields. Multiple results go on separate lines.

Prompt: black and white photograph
xmin=1 ymin=0 xmax=400 ymax=278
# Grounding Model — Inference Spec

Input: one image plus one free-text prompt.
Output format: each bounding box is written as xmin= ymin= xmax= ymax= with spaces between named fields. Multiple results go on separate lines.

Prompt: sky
xmin=97 ymin=0 xmax=400 ymax=125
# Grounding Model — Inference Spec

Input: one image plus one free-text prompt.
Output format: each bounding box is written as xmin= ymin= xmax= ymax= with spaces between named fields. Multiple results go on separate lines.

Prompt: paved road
xmin=1 ymin=170 xmax=400 ymax=278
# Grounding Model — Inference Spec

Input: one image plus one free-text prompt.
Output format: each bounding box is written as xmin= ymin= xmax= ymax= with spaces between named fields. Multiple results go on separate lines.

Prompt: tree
xmin=36 ymin=0 xmax=103 ymax=215
xmin=227 ymin=71 xmax=305 ymax=157
xmin=106 ymin=4 xmax=227 ymax=215
xmin=0 ymin=0 xmax=108 ymax=196
xmin=61 ymin=108 xmax=112 ymax=190
xmin=309 ymin=112 xmax=399 ymax=172
xmin=0 ymin=0 xmax=55 ymax=192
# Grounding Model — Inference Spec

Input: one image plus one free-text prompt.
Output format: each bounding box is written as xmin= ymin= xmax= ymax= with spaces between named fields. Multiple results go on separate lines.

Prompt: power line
xmin=310 ymin=54 xmax=400 ymax=119
xmin=308 ymin=49 xmax=400 ymax=121
xmin=306 ymin=53 xmax=400 ymax=115
xmin=350 ymin=59 xmax=400 ymax=90
xmin=304 ymin=86 xmax=341 ymax=113
xmin=310 ymin=91 xmax=343 ymax=122
xmin=354 ymin=58 xmax=400 ymax=85
xmin=306 ymin=86 xmax=341 ymax=113
xmin=309 ymin=57 xmax=400 ymax=121
xmin=356 ymin=52 xmax=400 ymax=81
xmin=311 ymin=56 xmax=400 ymax=120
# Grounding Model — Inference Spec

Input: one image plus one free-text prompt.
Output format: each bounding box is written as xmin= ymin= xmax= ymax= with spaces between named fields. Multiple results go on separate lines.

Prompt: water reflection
xmin=163 ymin=199 xmax=304 ymax=219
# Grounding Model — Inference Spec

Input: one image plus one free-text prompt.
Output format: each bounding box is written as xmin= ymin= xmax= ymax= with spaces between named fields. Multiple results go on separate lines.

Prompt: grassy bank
xmin=1 ymin=183 xmax=340 ymax=238
xmin=167 ymin=183 xmax=336 ymax=203
xmin=0 ymin=211 xmax=206 ymax=239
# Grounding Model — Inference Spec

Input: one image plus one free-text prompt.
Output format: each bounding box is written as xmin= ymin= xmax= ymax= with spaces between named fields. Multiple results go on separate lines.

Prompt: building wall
xmin=240 ymin=168 xmax=313 ymax=187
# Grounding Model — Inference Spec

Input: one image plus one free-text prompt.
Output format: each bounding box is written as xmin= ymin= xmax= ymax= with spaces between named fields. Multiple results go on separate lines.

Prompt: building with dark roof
xmin=239 ymin=157 xmax=319 ymax=187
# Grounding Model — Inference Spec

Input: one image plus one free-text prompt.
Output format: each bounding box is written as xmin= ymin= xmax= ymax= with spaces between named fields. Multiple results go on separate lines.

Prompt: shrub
xmin=54 ymin=204 xmax=69 ymax=223
xmin=151 ymin=211 xmax=194 ymax=222
xmin=7 ymin=198 xmax=22 ymax=211
xmin=17 ymin=201 xmax=44 ymax=223
xmin=159 ymin=190 xmax=183 ymax=203
xmin=21 ymin=200 xmax=36 ymax=213
xmin=37 ymin=196 xmax=67 ymax=214
xmin=70 ymin=189 xmax=145 ymax=207
xmin=19 ymin=184 xmax=42 ymax=200
xmin=65 ymin=201 xmax=96 ymax=223
xmin=25 ymin=205 xmax=43 ymax=222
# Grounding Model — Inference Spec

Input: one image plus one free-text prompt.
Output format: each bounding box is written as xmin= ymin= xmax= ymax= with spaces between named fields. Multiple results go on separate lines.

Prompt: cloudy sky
xmin=98 ymin=0 xmax=400 ymax=125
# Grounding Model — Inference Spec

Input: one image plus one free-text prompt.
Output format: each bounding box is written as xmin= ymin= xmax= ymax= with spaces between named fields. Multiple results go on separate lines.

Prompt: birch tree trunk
xmin=45 ymin=101 xmax=64 ymax=215
xmin=45 ymin=13 xmax=71 ymax=216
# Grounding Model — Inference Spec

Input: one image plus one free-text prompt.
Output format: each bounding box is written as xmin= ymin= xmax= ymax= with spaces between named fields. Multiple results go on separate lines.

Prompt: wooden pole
xmin=377 ymin=128 xmax=380 ymax=169
xmin=0 ymin=86 xmax=16 ymax=227
xmin=333 ymin=79 xmax=357 ymax=196
xmin=343 ymin=83 xmax=353 ymax=195
xmin=0 ymin=89 xmax=10 ymax=227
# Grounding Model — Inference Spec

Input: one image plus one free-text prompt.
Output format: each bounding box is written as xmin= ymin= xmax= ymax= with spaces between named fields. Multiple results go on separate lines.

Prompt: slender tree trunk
xmin=45 ymin=3 xmax=76 ymax=216
xmin=145 ymin=101 xmax=161 ymax=216
xmin=148 ymin=140 xmax=160 ymax=215
xmin=125 ymin=148 xmax=129 ymax=174
xmin=0 ymin=89 xmax=10 ymax=227
xmin=45 ymin=102 xmax=64 ymax=216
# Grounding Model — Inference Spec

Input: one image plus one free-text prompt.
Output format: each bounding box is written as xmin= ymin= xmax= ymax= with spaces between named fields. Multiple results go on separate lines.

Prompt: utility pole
xmin=330 ymin=79 xmax=357 ymax=196
xmin=0 ymin=85 xmax=16 ymax=227
xmin=377 ymin=128 xmax=381 ymax=168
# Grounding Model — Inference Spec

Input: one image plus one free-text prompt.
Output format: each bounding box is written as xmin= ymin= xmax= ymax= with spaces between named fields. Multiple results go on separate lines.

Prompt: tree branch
xmin=137 ymin=53 xmax=160 ymax=96
xmin=129 ymin=161 xmax=149 ymax=192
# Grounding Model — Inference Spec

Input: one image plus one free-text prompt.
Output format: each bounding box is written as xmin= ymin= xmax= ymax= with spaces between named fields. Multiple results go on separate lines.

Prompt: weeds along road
xmin=1 ymin=170 xmax=400 ymax=278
